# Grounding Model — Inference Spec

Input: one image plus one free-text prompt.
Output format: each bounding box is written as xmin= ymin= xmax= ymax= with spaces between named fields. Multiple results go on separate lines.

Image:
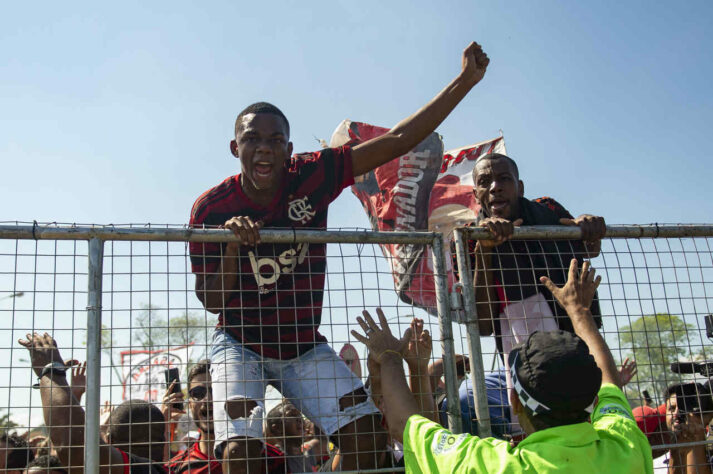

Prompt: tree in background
xmin=618 ymin=313 xmax=698 ymax=403
xmin=134 ymin=305 xmax=214 ymax=360
xmin=0 ymin=408 xmax=19 ymax=436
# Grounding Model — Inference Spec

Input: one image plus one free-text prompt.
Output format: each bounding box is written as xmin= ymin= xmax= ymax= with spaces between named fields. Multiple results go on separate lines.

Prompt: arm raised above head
xmin=351 ymin=42 xmax=489 ymax=177
xmin=540 ymin=259 xmax=619 ymax=387
xmin=20 ymin=333 xmax=126 ymax=474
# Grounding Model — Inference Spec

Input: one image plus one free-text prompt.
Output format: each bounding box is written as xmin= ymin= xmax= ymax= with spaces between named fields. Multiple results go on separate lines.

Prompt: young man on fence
xmin=189 ymin=42 xmax=490 ymax=473
xmin=353 ymin=259 xmax=653 ymax=473
xmin=452 ymin=152 xmax=606 ymax=435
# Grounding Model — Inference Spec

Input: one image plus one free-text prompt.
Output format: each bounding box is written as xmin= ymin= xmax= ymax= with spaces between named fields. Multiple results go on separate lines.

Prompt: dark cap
xmin=508 ymin=330 xmax=602 ymax=418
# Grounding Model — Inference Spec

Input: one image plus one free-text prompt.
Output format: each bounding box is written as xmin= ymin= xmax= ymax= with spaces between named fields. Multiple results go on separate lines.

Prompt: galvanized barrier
xmin=2 ymin=222 xmax=713 ymax=472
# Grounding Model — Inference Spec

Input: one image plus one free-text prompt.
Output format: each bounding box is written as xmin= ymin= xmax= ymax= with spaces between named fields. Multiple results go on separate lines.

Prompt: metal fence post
xmin=431 ymin=234 xmax=463 ymax=433
xmin=452 ymin=228 xmax=492 ymax=438
xmin=85 ymin=238 xmax=104 ymax=474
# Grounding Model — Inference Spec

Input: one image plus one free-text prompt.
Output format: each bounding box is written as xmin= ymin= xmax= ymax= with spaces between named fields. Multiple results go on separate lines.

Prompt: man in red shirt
xmin=190 ymin=42 xmax=490 ymax=473
xmin=166 ymin=361 xmax=287 ymax=474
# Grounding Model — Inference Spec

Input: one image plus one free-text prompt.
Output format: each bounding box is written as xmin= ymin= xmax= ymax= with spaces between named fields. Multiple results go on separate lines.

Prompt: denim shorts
xmin=210 ymin=329 xmax=378 ymax=446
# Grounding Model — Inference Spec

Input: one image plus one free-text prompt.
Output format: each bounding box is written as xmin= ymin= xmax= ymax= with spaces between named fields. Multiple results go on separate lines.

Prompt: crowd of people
xmin=4 ymin=40 xmax=712 ymax=473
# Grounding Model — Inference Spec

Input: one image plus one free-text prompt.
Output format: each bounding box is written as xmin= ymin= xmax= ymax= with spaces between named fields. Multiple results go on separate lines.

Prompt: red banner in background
xmin=330 ymin=119 xmax=505 ymax=312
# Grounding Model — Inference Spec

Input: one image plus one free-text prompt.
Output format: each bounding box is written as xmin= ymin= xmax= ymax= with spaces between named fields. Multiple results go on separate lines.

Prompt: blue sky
xmin=1 ymin=1 xmax=712 ymax=422
xmin=1 ymin=1 xmax=711 ymax=226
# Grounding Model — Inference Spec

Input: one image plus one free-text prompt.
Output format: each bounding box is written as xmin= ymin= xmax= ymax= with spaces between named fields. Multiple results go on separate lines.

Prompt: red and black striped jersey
xmin=165 ymin=442 xmax=288 ymax=474
xmin=189 ymin=146 xmax=354 ymax=359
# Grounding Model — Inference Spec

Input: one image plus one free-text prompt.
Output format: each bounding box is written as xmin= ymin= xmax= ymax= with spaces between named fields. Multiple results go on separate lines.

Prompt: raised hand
xmin=70 ymin=360 xmax=87 ymax=402
xmin=161 ymin=381 xmax=186 ymax=422
xmin=403 ymin=318 xmax=432 ymax=369
xmin=351 ymin=308 xmax=411 ymax=362
xmin=461 ymin=41 xmax=490 ymax=87
xmin=99 ymin=400 xmax=113 ymax=426
xmin=618 ymin=358 xmax=637 ymax=387
xmin=18 ymin=333 xmax=65 ymax=377
xmin=540 ymin=259 xmax=601 ymax=316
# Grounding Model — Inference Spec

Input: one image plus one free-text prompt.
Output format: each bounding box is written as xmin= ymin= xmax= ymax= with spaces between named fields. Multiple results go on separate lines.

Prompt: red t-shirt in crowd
xmin=165 ymin=442 xmax=221 ymax=474
xmin=189 ymin=147 xmax=355 ymax=359
xmin=165 ymin=442 xmax=288 ymax=474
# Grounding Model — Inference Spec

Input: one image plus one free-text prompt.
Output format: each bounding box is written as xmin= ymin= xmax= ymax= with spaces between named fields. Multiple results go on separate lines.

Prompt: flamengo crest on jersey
xmin=287 ymin=196 xmax=316 ymax=224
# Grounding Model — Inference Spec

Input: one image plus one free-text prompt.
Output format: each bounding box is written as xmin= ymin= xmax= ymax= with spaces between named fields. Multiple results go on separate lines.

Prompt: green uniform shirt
xmin=403 ymin=383 xmax=653 ymax=473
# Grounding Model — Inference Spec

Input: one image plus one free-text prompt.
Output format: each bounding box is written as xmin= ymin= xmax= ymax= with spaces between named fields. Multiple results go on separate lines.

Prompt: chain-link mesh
xmin=2 ymin=222 xmax=713 ymax=473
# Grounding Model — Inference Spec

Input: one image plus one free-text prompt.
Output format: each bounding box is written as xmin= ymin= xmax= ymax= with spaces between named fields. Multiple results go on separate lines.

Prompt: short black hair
xmin=1 ymin=432 xmax=34 ymax=469
xmin=188 ymin=359 xmax=210 ymax=385
xmin=26 ymin=455 xmax=67 ymax=473
xmin=472 ymin=152 xmax=520 ymax=180
xmin=107 ymin=400 xmax=165 ymax=463
xmin=265 ymin=400 xmax=300 ymax=439
xmin=234 ymin=102 xmax=290 ymax=137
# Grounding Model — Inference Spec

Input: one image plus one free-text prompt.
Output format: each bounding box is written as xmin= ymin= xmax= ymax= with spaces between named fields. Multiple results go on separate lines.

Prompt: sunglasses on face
xmin=188 ymin=386 xmax=212 ymax=400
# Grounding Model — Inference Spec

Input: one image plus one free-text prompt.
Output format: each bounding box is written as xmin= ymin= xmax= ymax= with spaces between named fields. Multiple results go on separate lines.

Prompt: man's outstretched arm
xmin=350 ymin=42 xmax=489 ymax=177
xmin=351 ymin=310 xmax=421 ymax=443
xmin=20 ymin=333 xmax=125 ymax=474
xmin=541 ymin=259 xmax=619 ymax=387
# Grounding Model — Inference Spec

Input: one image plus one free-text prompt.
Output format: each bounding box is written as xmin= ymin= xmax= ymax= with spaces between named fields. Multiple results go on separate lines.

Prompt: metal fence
xmin=1 ymin=222 xmax=713 ymax=473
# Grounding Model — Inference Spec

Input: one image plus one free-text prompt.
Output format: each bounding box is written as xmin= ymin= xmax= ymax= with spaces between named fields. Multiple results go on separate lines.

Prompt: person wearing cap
xmin=352 ymin=259 xmax=653 ymax=473
xmin=452 ymin=152 xmax=607 ymax=435
xmin=633 ymin=404 xmax=674 ymax=461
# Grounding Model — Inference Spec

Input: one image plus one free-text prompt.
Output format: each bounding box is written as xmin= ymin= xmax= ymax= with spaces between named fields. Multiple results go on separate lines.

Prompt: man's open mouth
xmin=490 ymin=199 xmax=509 ymax=211
xmin=254 ymin=161 xmax=273 ymax=177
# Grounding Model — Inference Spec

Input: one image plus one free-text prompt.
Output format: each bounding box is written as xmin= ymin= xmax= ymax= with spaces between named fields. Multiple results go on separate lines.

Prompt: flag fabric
xmin=330 ymin=119 xmax=505 ymax=311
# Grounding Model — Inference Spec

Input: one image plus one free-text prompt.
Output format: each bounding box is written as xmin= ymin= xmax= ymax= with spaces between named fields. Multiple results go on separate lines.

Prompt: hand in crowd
xmin=99 ymin=400 xmax=113 ymax=423
xmin=352 ymin=308 xmax=410 ymax=363
xmin=69 ymin=360 xmax=87 ymax=402
xmin=222 ymin=216 xmax=263 ymax=249
xmin=161 ymin=380 xmax=186 ymax=423
xmin=618 ymin=358 xmax=637 ymax=387
xmin=18 ymin=333 xmax=64 ymax=377
xmin=559 ymin=214 xmax=606 ymax=243
xmin=477 ymin=217 xmax=523 ymax=248
xmin=403 ymin=318 xmax=432 ymax=369
xmin=460 ymin=41 xmax=490 ymax=87
xmin=672 ymin=412 xmax=707 ymax=443
xmin=540 ymin=259 xmax=601 ymax=316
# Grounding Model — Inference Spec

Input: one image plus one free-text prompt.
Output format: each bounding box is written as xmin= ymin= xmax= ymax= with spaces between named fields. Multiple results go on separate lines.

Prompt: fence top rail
xmin=1 ymin=223 xmax=712 ymax=244
xmin=0 ymin=224 xmax=438 ymax=245
xmin=457 ymin=224 xmax=713 ymax=240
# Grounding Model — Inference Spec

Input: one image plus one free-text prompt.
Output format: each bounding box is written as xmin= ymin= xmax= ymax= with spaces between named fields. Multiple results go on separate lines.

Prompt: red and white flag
xmin=330 ymin=119 xmax=505 ymax=311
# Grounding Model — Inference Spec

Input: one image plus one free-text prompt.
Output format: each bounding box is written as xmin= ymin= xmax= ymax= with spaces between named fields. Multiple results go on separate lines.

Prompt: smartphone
xmin=164 ymin=368 xmax=183 ymax=411
xmin=705 ymin=314 xmax=713 ymax=340
xmin=642 ymin=390 xmax=652 ymax=405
